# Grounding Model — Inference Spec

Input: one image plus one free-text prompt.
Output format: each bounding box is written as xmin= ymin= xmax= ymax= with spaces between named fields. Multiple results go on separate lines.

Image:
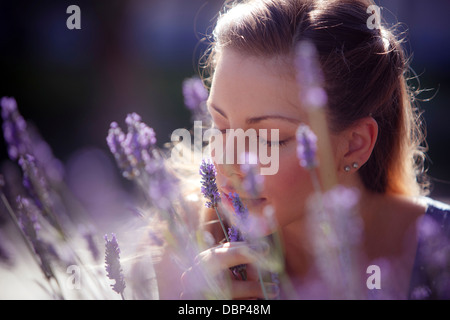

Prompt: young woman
xmin=174 ymin=0 xmax=450 ymax=300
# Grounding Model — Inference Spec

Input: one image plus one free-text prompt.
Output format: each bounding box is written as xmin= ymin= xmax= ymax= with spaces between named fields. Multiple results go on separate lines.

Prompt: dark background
xmin=0 ymin=0 xmax=449 ymax=200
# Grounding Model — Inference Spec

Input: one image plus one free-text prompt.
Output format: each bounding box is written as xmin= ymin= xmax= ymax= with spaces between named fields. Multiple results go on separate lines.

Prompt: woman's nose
xmin=212 ymin=130 xmax=253 ymax=179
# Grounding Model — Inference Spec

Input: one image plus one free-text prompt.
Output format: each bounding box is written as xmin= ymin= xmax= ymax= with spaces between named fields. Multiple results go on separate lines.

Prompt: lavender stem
xmin=214 ymin=207 xmax=230 ymax=243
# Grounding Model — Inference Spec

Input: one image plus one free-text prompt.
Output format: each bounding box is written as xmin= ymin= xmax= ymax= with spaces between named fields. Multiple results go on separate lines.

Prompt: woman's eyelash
xmin=260 ymin=138 xmax=291 ymax=147
xmin=212 ymin=126 xmax=291 ymax=147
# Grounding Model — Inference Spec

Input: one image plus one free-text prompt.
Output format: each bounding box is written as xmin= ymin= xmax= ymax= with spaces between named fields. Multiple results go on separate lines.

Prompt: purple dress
xmin=408 ymin=197 xmax=450 ymax=299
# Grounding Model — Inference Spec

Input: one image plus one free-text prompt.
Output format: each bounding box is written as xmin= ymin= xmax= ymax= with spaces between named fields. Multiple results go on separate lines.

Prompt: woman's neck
xmin=277 ymin=188 xmax=428 ymax=298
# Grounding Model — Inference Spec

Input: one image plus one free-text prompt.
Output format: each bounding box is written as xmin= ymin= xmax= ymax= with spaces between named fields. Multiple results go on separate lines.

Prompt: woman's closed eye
xmin=211 ymin=124 xmax=293 ymax=147
xmin=259 ymin=136 xmax=292 ymax=147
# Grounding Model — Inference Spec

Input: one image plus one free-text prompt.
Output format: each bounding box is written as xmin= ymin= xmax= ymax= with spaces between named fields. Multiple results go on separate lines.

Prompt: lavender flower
xmin=107 ymin=113 xmax=157 ymax=179
xmin=17 ymin=154 xmax=65 ymax=235
xmin=123 ymin=113 xmax=157 ymax=178
xmin=1 ymin=97 xmax=65 ymax=188
xmin=240 ymin=153 xmax=264 ymax=198
xmin=107 ymin=114 xmax=179 ymax=217
xmin=199 ymin=159 xmax=221 ymax=209
xmin=295 ymin=41 xmax=328 ymax=109
xmin=106 ymin=122 xmax=134 ymax=179
xmin=296 ymin=124 xmax=318 ymax=169
xmin=182 ymin=76 xmax=209 ymax=112
xmin=229 ymin=192 xmax=248 ymax=222
xmin=18 ymin=154 xmax=65 ymax=237
xmin=104 ymin=233 xmax=126 ymax=298
xmin=199 ymin=159 xmax=230 ymax=245
xmin=227 ymin=193 xmax=248 ymax=280
xmin=124 ymin=113 xmax=157 ymax=164
xmin=1 ymin=96 xmax=31 ymax=160
xmin=16 ymin=196 xmax=55 ymax=279
xmin=18 ymin=154 xmax=46 ymax=210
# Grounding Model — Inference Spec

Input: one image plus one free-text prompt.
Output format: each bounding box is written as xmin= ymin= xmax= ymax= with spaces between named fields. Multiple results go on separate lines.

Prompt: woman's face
xmin=207 ymin=48 xmax=320 ymax=234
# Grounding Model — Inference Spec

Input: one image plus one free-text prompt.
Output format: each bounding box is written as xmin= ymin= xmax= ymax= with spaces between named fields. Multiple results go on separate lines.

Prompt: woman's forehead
xmin=209 ymin=49 xmax=304 ymax=118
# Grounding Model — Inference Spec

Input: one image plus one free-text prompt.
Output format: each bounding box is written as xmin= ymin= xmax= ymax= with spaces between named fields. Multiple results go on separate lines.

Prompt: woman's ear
xmin=338 ymin=117 xmax=378 ymax=173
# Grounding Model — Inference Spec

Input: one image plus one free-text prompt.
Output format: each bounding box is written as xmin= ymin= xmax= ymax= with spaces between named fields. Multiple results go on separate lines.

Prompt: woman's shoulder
xmin=423 ymin=196 xmax=450 ymax=214
xmin=421 ymin=196 xmax=450 ymax=233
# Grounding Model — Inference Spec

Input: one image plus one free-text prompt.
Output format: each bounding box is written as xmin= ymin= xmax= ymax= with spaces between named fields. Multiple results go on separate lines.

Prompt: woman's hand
xmin=180 ymin=241 xmax=279 ymax=299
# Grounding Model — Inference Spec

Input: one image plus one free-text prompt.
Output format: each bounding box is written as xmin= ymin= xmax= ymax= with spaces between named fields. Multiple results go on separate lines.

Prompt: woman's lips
xmin=219 ymin=187 xmax=267 ymax=210
xmin=241 ymin=197 xmax=267 ymax=208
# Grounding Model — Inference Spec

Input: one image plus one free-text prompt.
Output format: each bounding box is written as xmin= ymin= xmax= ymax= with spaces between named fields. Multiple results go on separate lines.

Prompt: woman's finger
xmin=229 ymin=280 xmax=279 ymax=300
xmin=194 ymin=241 xmax=267 ymax=276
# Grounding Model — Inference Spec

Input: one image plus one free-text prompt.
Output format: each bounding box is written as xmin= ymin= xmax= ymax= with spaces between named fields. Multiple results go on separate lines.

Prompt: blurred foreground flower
xmin=296 ymin=124 xmax=318 ymax=170
xmin=182 ymin=76 xmax=209 ymax=121
xmin=1 ymin=97 xmax=31 ymax=160
xmin=17 ymin=195 xmax=56 ymax=280
xmin=294 ymin=41 xmax=327 ymax=110
xmin=240 ymin=152 xmax=264 ymax=198
xmin=306 ymin=185 xmax=363 ymax=299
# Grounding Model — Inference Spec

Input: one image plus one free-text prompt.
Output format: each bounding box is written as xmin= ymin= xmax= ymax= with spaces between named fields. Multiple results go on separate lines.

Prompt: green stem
xmin=214 ymin=206 xmax=230 ymax=242
xmin=257 ymin=266 xmax=268 ymax=300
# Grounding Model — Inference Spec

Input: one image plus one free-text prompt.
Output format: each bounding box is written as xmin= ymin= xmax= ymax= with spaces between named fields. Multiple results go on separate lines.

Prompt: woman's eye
xmin=259 ymin=137 xmax=291 ymax=147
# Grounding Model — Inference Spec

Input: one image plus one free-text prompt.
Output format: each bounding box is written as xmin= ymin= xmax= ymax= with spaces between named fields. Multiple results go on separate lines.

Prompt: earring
xmin=344 ymin=162 xmax=358 ymax=172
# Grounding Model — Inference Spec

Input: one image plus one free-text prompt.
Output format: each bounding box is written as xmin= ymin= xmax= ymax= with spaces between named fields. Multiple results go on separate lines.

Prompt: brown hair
xmin=201 ymin=0 xmax=429 ymax=196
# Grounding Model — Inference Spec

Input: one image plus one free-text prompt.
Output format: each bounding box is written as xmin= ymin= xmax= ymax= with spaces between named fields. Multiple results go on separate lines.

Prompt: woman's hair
xmin=200 ymin=0 xmax=429 ymax=196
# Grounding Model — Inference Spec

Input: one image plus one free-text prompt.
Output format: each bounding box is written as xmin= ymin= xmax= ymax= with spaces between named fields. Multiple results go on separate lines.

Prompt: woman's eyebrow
xmin=210 ymin=103 xmax=300 ymax=125
xmin=246 ymin=114 xmax=300 ymax=125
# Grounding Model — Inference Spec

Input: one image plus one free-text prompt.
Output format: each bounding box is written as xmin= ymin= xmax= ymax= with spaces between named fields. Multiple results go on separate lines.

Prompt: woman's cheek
xmin=263 ymin=151 xmax=313 ymax=225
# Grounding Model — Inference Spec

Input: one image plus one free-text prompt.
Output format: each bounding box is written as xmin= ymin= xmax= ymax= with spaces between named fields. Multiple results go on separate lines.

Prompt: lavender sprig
xmin=16 ymin=196 xmax=55 ymax=280
xmin=17 ymin=154 xmax=64 ymax=235
xmin=294 ymin=41 xmax=328 ymax=110
xmin=182 ymin=76 xmax=208 ymax=111
xmin=226 ymin=193 xmax=269 ymax=299
xmin=107 ymin=122 xmax=134 ymax=179
xmin=199 ymin=159 xmax=221 ymax=209
xmin=240 ymin=153 xmax=264 ymax=198
xmin=106 ymin=113 xmax=157 ymax=180
xmin=182 ymin=76 xmax=209 ymax=121
xmin=199 ymin=159 xmax=229 ymax=243
xmin=1 ymin=97 xmax=65 ymax=185
xmin=104 ymin=233 xmax=126 ymax=299
xmin=107 ymin=115 xmax=178 ymax=212
xmin=124 ymin=113 xmax=157 ymax=173
xmin=1 ymin=97 xmax=32 ymax=160
xmin=296 ymin=124 xmax=318 ymax=169
xmin=295 ymin=41 xmax=337 ymax=190
xmin=227 ymin=193 xmax=248 ymax=281
xmin=296 ymin=124 xmax=321 ymax=194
